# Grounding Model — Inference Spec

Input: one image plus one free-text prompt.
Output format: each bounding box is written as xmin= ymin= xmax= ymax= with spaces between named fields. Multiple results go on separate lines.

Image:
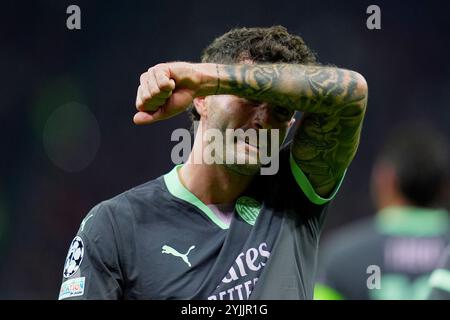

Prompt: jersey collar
xmin=163 ymin=165 xmax=230 ymax=230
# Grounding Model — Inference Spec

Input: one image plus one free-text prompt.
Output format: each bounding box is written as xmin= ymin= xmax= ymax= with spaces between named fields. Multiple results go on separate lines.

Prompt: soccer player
xmin=315 ymin=123 xmax=449 ymax=300
xmin=58 ymin=26 xmax=368 ymax=300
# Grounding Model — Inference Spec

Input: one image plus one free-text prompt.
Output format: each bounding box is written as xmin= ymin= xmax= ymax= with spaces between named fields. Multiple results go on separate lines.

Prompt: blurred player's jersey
xmin=58 ymin=144 xmax=344 ymax=300
xmin=315 ymin=206 xmax=450 ymax=300
xmin=427 ymin=245 xmax=450 ymax=299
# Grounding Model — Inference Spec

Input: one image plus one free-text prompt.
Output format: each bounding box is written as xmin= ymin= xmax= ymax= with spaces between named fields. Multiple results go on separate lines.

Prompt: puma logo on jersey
xmin=161 ymin=245 xmax=195 ymax=267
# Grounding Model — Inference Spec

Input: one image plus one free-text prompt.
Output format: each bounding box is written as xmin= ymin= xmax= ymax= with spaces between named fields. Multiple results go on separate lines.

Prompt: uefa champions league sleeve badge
xmin=63 ymin=236 xmax=84 ymax=278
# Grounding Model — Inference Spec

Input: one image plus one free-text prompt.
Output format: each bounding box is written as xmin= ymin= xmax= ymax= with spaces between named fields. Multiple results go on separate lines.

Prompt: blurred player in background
xmin=315 ymin=123 xmax=449 ymax=300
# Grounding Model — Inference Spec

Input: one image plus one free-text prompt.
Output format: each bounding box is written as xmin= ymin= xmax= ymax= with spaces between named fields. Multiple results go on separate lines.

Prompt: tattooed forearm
xmin=218 ymin=64 xmax=367 ymax=114
xmin=216 ymin=64 xmax=368 ymax=196
xmin=292 ymin=105 xmax=365 ymax=196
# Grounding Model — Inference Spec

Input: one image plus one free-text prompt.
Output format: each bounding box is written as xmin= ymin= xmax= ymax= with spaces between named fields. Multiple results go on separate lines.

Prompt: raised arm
xmin=135 ymin=62 xmax=368 ymax=196
xmin=213 ymin=64 xmax=368 ymax=196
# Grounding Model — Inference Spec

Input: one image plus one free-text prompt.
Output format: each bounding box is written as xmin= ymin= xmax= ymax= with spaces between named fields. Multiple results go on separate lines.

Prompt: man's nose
xmin=251 ymin=104 xmax=272 ymax=130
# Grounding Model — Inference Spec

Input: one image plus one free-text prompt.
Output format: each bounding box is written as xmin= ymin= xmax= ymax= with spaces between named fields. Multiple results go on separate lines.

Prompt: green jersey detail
xmin=375 ymin=206 xmax=449 ymax=237
xmin=80 ymin=214 xmax=94 ymax=232
xmin=289 ymin=153 xmax=346 ymax=205
xmin=163 ymin=165 xmax=229 ymax=230
xmin=236 ymin=196 xmax=261 ymax=226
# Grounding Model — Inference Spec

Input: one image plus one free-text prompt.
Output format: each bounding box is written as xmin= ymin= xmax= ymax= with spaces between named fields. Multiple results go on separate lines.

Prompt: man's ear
xmin=193 ymin=97 xmax=208 ymax=119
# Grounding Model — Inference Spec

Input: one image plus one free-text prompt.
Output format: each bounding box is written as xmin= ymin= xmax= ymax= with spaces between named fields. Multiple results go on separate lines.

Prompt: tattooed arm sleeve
xmin=213 ymin=64 xmax=368 ymax=197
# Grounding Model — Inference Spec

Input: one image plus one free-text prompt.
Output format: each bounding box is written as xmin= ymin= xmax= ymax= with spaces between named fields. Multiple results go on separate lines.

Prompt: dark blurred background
xmin=0 ymin=0 xmax=448 ymax=299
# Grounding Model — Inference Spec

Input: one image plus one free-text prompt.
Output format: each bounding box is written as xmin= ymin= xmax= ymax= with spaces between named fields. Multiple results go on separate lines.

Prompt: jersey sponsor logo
xmin=63 ymin=236 xmax=84 ymax=278
xmin=208 ymin=242 xmax=270 ymax=300
xmin=58 ymin=277 xmax=85 ymax=300
xmin=236 ymin=196 xmax=261 ymax=226
xmin=162 ymin=244 xmax=195 ymax=267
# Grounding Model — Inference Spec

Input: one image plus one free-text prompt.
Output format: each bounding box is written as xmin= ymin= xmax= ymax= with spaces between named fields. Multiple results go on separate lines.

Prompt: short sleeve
xmin=58 ymin=202 xmax=124 ymax=300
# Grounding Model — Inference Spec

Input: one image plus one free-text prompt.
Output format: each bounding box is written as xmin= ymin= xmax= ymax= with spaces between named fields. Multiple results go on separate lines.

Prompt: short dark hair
xmin=378 ymin=122 xmax=449 ymax=207
xmin=189 ymin=25 xmax=317 ymax=122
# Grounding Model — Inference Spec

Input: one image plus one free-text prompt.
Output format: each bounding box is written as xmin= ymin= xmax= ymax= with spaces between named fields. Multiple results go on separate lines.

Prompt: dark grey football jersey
xmin=58 ymin=144 xmax=341 ymax=300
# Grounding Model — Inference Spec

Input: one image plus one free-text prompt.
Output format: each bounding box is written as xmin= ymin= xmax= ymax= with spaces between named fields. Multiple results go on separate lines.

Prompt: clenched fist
xmin=134 ymin=62 xmax=217 ymax=125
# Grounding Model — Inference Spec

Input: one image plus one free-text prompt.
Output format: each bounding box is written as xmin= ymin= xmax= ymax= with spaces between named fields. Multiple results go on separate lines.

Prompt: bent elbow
xmin=352 ymin=71 xmax=369 ymax=103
